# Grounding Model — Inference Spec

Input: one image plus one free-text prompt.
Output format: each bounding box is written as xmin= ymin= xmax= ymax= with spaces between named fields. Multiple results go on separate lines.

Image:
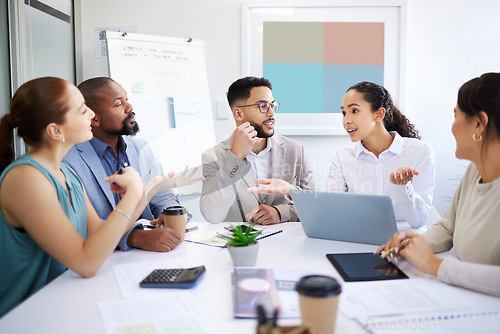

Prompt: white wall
xmin=78 ymin=0 xmax=500 ymax=218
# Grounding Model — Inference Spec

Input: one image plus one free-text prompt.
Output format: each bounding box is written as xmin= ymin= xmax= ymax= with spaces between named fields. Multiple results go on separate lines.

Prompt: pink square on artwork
xmin=324 ymin=22 xmax=384 ymax=65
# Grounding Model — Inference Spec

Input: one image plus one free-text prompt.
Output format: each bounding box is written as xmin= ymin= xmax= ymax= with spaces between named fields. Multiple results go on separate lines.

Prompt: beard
xmin=105 ymin=112 xmax=140 ymax=136
xmin=249 ymin=119 xmax=274 ymax=138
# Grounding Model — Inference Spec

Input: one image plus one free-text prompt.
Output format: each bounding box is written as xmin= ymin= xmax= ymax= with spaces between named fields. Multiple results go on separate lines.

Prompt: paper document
xmin=98 ymin=292 xmax=225 ymax=334
xmin=365 ymin=309 xmax=500 ymax=334
xmin=340 ymin=278 xmax=500 ymax=333
xmin=185 ymin=224 xmax=282 ymax=248
xmin=113 ymin=259 xmax=202 ymax=299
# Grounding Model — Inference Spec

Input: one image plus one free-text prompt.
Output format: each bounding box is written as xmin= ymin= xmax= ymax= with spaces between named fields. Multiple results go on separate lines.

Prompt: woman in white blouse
xmin=376 ymin=72 xmax=500 ymax=297
xmin=249 ymin=81 xmax=435 ymax=228
xmin=328 ymin=81 xmax=435 ymax=228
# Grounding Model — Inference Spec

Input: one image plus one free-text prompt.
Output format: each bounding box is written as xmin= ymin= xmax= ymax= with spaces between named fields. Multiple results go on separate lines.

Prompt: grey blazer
xmin=200 ymin=134 xmax=316 ymax=223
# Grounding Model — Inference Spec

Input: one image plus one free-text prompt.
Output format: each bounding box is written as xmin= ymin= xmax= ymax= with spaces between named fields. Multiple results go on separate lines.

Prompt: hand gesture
xmin=230 ymin=122 xmax=259 ymax=159
xmin=149 ymin=215 xmax=164 ymax=228
xmin=106 ymin=166 xmax=143 ymax=194
xmin=247 ymin=179 xmax=295 ymax=196
xmin=390 ymin=167 xmax=419 ymax=186
xmin=128 ymin=227 xmax=182 ymax=252
xmin=145 ymin=166 xmax=205 ymax=202
xmin=375 ymin=231 xmax=443 ymax=276
xmin=375 ymin=231 xmax=408 ymax=262
xmin=246 ymin=204 xmax=281 ymax=225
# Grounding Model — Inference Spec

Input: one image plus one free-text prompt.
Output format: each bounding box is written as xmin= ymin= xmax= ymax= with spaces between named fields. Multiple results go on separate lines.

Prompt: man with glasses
xmin=200 ymin=76 xmax=316 ymax=225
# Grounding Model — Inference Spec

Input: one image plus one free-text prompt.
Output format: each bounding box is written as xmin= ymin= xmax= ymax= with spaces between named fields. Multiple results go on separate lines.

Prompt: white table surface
xmin=0 ymin=221 xmax=498 ymax=333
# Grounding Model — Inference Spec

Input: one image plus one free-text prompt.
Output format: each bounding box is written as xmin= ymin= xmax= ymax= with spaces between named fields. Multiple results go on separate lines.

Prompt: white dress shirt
xmin=246 ymin=138 xmax=272 ymax=203
xmin=327 ymin=132 xmax=435 ymax=228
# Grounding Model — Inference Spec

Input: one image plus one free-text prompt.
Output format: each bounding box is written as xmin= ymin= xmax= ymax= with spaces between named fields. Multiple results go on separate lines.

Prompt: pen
xmin=117 ymin=162 xmax=129 ymax=174
xmin=112 ymin=163 xmax=129 ymax=188
xmin=145 ymin=225 xmax=198 ymax=232
xmin=381 ymin=238 xmax=409 ymax=259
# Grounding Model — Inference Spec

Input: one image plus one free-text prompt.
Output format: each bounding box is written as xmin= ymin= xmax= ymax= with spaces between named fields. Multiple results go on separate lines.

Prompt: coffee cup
xmin=295 ymin=275 xmax=342 ymax=334
xmin=161 ymin=206 xmax=187 ymax=240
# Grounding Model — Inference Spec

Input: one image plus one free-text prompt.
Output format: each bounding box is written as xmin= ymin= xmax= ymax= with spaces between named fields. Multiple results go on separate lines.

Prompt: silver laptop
xmin=291 ymin=190 xmax=397 ymax=245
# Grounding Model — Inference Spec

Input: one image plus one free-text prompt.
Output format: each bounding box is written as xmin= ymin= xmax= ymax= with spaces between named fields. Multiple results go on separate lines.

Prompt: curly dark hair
xmin=347 ymin=82 xmax=420 ymax=139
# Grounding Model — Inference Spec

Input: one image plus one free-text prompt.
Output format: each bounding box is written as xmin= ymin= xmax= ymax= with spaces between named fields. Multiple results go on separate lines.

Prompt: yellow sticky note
xmin=132 ymin=81 xmax=145 ymax=93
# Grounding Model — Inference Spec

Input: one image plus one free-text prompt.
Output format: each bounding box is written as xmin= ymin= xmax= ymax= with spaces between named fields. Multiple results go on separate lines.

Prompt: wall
xmin=405 ymin=0 xmax=500 ymax=213
xmin=78 ymin=0 xmax=500 ymax=219
xmin=0 ymin=1 xmax=11 ymax=118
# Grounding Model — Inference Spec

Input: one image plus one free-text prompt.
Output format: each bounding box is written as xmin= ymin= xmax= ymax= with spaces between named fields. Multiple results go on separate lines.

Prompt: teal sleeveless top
xmin=0 ymin=155 xmax=87 ymax=317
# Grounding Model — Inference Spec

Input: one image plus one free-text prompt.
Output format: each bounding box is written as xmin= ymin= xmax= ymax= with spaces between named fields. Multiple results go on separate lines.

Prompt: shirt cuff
xmin=436 ymin=256 xmax=454 ymax=283
xmin=117 ymin=221 xmax=144 ymax=252
xmin=284 ymin=186 xmax=301 ymax=204
xmin=391 ymin=181 xmax=415 ymax=202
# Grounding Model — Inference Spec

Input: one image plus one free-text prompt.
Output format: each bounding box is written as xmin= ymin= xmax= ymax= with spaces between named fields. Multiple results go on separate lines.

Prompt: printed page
xmin=185 ymin=233 xmax=227 ymax=248
xmin=113 ymin=259 xmax=202 ymax=299
xmin=365 ymin=309 xmax=500 ymax=334
xmin=340 ymin=278 xmax=484 ymax=323
xmin=98 ymin=293 xmax=225 ymax=334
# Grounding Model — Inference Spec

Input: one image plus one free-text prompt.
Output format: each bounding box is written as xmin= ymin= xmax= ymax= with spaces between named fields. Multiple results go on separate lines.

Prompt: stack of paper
xmin=339 ymin=278 xmax=500 ymax=334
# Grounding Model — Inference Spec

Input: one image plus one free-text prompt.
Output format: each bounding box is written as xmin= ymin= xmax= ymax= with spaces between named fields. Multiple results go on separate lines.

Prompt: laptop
xmin=291 ymin=189 xmax=397 ymax=245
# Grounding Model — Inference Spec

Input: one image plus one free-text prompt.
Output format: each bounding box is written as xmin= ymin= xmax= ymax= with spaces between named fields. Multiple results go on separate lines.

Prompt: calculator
xmin=139 ymin=266 xmax=206 ymax=289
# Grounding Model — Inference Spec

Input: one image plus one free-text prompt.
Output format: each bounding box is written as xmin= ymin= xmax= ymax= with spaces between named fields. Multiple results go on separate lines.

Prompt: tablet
xmin=326 ymin=253 xmax=408 ymax=282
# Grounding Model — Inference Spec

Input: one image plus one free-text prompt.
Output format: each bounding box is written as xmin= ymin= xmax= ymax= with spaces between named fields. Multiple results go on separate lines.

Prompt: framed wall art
xmin=242 ymin=0 xmax=407 ymax=135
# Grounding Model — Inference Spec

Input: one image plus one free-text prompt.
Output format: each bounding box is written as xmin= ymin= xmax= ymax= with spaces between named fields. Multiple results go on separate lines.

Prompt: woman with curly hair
xmin=326 ymin=82 xmax=435 ymax=228
xmin=248 ymin=82 xmax=435 ymax=229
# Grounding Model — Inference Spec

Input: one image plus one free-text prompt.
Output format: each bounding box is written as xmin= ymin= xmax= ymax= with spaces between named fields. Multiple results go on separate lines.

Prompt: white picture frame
xmin=241 ymin=0 xmax=407 ymax=136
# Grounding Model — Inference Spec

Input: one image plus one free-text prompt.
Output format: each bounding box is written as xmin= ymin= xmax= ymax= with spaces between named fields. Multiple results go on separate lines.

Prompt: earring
xmin=60 ymin=137 xmax=65 ymax=144
xmin=472 ymin=133 xmax=482 ymax=142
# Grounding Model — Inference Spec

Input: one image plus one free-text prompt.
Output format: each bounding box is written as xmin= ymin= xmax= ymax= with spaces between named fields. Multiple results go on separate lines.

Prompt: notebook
xmin=232 ymin=268 xmax=313 ymax=318
xmin=339 ymin=277 xmax=498 ymax=334
xmin=291 ymin=189 xmax=398 ymax=245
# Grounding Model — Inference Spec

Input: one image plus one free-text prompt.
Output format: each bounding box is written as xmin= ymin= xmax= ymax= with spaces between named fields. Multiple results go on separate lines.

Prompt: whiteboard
xmin=106 ymin=31 xmax=216 ymax=194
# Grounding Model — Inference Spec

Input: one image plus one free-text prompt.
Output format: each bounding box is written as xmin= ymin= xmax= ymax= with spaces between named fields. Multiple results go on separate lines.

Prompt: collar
xmin=89 ymin=136 xmax=127 ymax=158
xmin=249 ymin=137 xmax=272 ymax=156
xmin=354 ymin=131 xmax=404 ymax=158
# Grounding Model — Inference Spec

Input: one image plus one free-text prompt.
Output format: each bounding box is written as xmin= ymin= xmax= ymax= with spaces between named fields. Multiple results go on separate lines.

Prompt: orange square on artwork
xmin=324 ymin=22 xmax=384 ymax=65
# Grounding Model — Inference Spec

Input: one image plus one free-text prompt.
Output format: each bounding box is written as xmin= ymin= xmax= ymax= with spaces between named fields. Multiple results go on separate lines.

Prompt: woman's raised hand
xmin=390 ymin=167 xmax=419 ymax=185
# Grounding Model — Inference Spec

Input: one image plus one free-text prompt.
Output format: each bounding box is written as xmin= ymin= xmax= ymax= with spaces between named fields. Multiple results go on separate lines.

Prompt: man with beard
xmin=63 ymin=77 xmax=181 ymax=252
xmin=200 ymin=76 xmax=316 ymax=225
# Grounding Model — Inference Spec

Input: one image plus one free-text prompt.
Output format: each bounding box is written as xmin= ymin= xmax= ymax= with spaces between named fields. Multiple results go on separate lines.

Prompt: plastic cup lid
xmin=295 ymin=275 xmax=342 ymax=297
xmin=162 ymin=206 xmax=187 ymax=216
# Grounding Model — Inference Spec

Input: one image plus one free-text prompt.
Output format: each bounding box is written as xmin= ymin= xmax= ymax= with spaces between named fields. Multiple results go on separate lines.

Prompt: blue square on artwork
xmin=263 ymin=63 xmax=323 ymax=113
xmin=323 ymin=65 xmax=384 ymax=113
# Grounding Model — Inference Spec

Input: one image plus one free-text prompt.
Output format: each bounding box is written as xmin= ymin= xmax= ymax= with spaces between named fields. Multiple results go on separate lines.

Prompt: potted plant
xmin=220 ymin=223 xmax=262 ymax=267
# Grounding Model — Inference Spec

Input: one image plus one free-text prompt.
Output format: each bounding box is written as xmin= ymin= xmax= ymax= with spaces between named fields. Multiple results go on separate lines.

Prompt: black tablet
xmin=326 ymin=253 xmax=408 ymax=282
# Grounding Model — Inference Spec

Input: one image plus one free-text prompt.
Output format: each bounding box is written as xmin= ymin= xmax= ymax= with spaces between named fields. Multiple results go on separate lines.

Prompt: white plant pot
xmin=227 ymin=242 xmax=259 ymax=267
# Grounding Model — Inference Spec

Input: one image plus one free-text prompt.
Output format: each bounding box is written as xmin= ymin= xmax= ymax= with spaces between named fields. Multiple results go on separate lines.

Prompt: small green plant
xmin=220 ymin=223 xmax=262 ymax=247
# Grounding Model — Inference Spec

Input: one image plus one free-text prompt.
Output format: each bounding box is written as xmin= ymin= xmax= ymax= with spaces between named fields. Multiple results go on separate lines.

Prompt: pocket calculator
xmin=139 ymin=265 xmax=206 ymax=289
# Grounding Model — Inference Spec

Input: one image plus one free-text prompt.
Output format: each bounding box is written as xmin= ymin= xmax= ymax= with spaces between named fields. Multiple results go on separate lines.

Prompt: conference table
xmin=0 ymin=221 xmax=499 ymax=333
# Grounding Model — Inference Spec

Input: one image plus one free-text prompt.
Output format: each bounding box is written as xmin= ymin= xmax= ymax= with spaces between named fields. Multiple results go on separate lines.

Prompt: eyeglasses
xmin=237 ymin=101 xmax=280 ymax=113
